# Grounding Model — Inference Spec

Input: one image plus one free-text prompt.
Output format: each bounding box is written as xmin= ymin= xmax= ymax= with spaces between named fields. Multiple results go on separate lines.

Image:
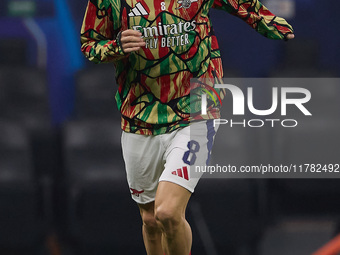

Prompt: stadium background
xmin=0 ymin=0 xmax=339 ymax=254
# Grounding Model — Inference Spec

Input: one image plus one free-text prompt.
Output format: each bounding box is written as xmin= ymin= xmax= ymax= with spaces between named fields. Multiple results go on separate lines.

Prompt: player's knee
xmin=154 ymin=205 xmax=182 ymax=233
xmin=141 ymin=210 xmax=159 ymax=229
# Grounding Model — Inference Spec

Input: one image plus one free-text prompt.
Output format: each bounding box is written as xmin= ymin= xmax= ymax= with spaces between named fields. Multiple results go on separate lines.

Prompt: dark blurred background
xmin=0 ymin=0 xmax=339 ymax=254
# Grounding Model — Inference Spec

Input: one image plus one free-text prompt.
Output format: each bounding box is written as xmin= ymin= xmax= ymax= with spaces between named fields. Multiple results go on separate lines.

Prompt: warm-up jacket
xmin=81 ymin=0 xmax=293 ymax=135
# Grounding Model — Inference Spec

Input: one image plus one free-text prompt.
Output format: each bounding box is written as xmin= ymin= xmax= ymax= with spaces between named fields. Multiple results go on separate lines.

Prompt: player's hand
xmin=287 ymin=33 xmax=295 ymax=40
xmin=120 ymin=29 xmax=145 ymax=53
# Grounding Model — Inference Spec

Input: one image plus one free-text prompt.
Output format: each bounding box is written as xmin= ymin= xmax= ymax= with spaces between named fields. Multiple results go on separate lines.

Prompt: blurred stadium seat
xmin=0 ymin=66 xmax=50 ymax=129
xmin=74 ymin=65 xmax=120 ymax=121
xmin=0 ymin=39 xmax=28 ymax=67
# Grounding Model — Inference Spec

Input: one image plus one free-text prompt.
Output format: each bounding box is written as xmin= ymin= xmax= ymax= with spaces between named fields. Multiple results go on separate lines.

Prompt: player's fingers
xmin=120 ymin=32 xmax=144 ymax=48
xmin=124 ymin=46 xmax=143 ymax=53
xmin=121 ymin=29 xmax=143 ymax=38
xmin=121 ymin=35 xmax=144 ymax=44
xmin=287 ymin=33 xmax=295 ymax=40
xmin=122 ymin=41 xmax=146 ymax=53
xmin=123 ymin=41 xmax=146 ymax=49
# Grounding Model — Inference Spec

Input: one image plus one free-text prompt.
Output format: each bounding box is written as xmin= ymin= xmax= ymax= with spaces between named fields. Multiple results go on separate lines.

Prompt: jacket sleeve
xmin=80 ymin=0 xmax=127 ymax=63
xmin=212 ymin=0 xmax=294 ymax=40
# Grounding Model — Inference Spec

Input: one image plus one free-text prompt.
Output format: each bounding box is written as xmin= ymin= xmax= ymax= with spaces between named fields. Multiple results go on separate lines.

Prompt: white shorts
xmin=121 ymin=120 xmax=218 ymax=204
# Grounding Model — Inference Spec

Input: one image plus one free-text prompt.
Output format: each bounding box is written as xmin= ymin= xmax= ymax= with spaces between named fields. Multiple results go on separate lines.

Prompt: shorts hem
xmin=158 ymin=179 xmax=195 ymax=194
xmin=132 ymin=197 xmax=156 ymax=205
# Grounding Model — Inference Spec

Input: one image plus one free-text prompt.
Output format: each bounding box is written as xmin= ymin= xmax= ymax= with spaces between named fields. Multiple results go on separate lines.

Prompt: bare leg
xmin=138 ymin=202 xmax=164 ymax=255
xmin=154 ymin=181 xmax=192 ymax=255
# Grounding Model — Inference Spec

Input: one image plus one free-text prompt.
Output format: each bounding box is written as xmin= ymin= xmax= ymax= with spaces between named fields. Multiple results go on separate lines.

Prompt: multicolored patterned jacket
xmin=81 ymin=0 xmax=293 ymax=135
